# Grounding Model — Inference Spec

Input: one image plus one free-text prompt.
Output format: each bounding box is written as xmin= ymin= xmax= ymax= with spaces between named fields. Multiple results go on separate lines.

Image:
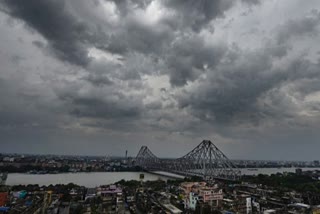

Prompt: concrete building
xmin=199 ymin=187 xmax=223 ymax=207
xmin=189 ymin=192 xmax=199 ymax=210
xmin=180 ymin=182 xmax=206 ymax=196
xmin=180 ymin=182 xmax=223 ymax=210
xmin=180 ymin=182 xmax=206 ymax=209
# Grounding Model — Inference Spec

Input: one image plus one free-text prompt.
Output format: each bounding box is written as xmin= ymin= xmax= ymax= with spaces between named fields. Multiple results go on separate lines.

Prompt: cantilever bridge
xmin=135 ymin=140 xmax=241 ymax=181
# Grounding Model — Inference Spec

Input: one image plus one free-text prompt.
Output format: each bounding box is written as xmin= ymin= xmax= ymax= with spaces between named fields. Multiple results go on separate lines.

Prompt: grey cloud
xmin=107 ymin=0 xmax=154 ymax=16
xmin=32 ymin=40 xmax=45 ymax=48
xmin=162 ymin=0 xmax=234 ymax=32
xmin=55 ymin=83 xmax=144 ymax=120
xmin=1 ymin=0 xmax=320 ymax=159
xmin=106 ymin=22 xmax=173 ymax=56
xmin=262 ymin=10 xmax=320 ymax=59
xmin=100 ymin=0 xmax=236 ymax=57
xmin=264 ymin=42 xmax=289 ymax=58
xmin=0 ymin=77 xmax=63 ymax=131
xmin=0 ymin=0 xmax=94 ymax=66
xmin=177 ymin=43 xmax=320 ymax=124
xmin=84 ymin=60 xmax=119 ymax=86
xmin=276 ymin=10 xmax=320 ymax=44
xmin=109 ymin=0 xmax=252 ymax=33
xmin=165 ymin=35 xmax=227 ymax=86
xmin=70 ymin=97 xmax=142 ymax=119
xmin=177 ymin=50 xmax=274 ymax=123
xmin=241 ymin=0 xmax=261 ymax=6
xmin=125 ymin=19 xmax=173 ymax=54
xmin=145 ymin=101 xmax=163 ymax=110
xmin=84 ymin=74 xmax=114 ymax=87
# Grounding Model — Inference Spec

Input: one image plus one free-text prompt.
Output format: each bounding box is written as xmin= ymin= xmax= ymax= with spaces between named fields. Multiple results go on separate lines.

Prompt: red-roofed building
xmin=0 ymin=192 xmax=8 ymax=206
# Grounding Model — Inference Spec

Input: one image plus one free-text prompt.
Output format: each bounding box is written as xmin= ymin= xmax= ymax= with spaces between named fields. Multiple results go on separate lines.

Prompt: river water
xmin=6 ymin=172 xmax=171 ymax=187
xmin=6 ymin=168 xmax=320 ymax=187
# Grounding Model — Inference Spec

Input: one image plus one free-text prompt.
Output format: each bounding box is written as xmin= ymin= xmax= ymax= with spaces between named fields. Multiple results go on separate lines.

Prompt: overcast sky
xmin=0 ymin=0 xmax=320 ymax=160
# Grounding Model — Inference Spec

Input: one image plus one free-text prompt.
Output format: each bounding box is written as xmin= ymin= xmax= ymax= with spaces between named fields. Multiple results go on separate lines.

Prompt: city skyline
xmin=1 ymin=0 xmax=320 ymax=160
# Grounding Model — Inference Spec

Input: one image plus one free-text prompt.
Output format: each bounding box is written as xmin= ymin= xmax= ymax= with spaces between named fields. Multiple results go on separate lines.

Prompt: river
xmin=6 ymin=168 xmax=320 ymax=187
xmin=6 ymin=172 xmax=172 ymax=187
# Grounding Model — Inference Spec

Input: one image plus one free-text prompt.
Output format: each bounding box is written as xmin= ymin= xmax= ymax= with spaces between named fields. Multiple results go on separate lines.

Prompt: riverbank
xmin=5 ymin=167 xmax=320 ymax=187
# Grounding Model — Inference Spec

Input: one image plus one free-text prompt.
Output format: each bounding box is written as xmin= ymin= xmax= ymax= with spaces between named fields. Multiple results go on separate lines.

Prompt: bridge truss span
xmin=135 ymin=140 xmax=241 ymax=180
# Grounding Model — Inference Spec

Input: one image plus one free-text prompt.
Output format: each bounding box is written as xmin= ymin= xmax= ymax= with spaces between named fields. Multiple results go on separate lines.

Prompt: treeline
xmin=0 ymin=165 xmax=70 ymax=173
xmin=242 ymin=173 xmax=320 ymax=193
xmin=235 ymin=164 xmax=309 ymax=168
xmin=0 ymin=165 xmax=142 ymax=173
xmin=11 ymin=183 xmax=82 ymax=192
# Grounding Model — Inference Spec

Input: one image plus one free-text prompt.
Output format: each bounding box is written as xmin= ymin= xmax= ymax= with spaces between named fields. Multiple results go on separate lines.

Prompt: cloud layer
xmin=0 ymin=0 xmax=320 ymax=160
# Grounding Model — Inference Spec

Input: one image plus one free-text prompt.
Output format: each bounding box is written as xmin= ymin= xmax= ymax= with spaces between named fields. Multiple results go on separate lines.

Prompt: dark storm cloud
xmin=162 ymin=0 xmax=234 ymax=32
xmin=84 ymin=74 xmax=113 ymax=87
xmin=1 ymin=0 xmax=320 ymax=159
xmin=0 ymin=77 xmax=63 ymax=131
xmin=165 ymin=35 xmax=227 ymax=86
xmin=107 ymin=0 xmax=154 ymax=16
xmin=264 ymin=10 xmax=320 ymax=58
xmin=171 ymin=9 xmax=320 ymax=125
xmin=109 ymin=18 xmax=174 ymax=55
xmin=276 ymin=10 xmax=320 ymax=44
xmin=241 ymin=0 xmax=261 ymax=6
xmin=160 ymin=0 xmax=261 ymax=32
xmin=85 ymin=0 xmax=236 ymax=56
xmin=0 ymin=0 xmax=262 ymax=83
xmin=0 ymin=0 xmax=94 ymax=66
xmin=177 ymin=42 xmax=320 ymax=124
xmin=70 ymin=97 xmax=142 ymax=119
xmin=55 ymin=83 xmax=143 ymax=120
xmin=177 ymin=48 xmax=276 ymax=123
